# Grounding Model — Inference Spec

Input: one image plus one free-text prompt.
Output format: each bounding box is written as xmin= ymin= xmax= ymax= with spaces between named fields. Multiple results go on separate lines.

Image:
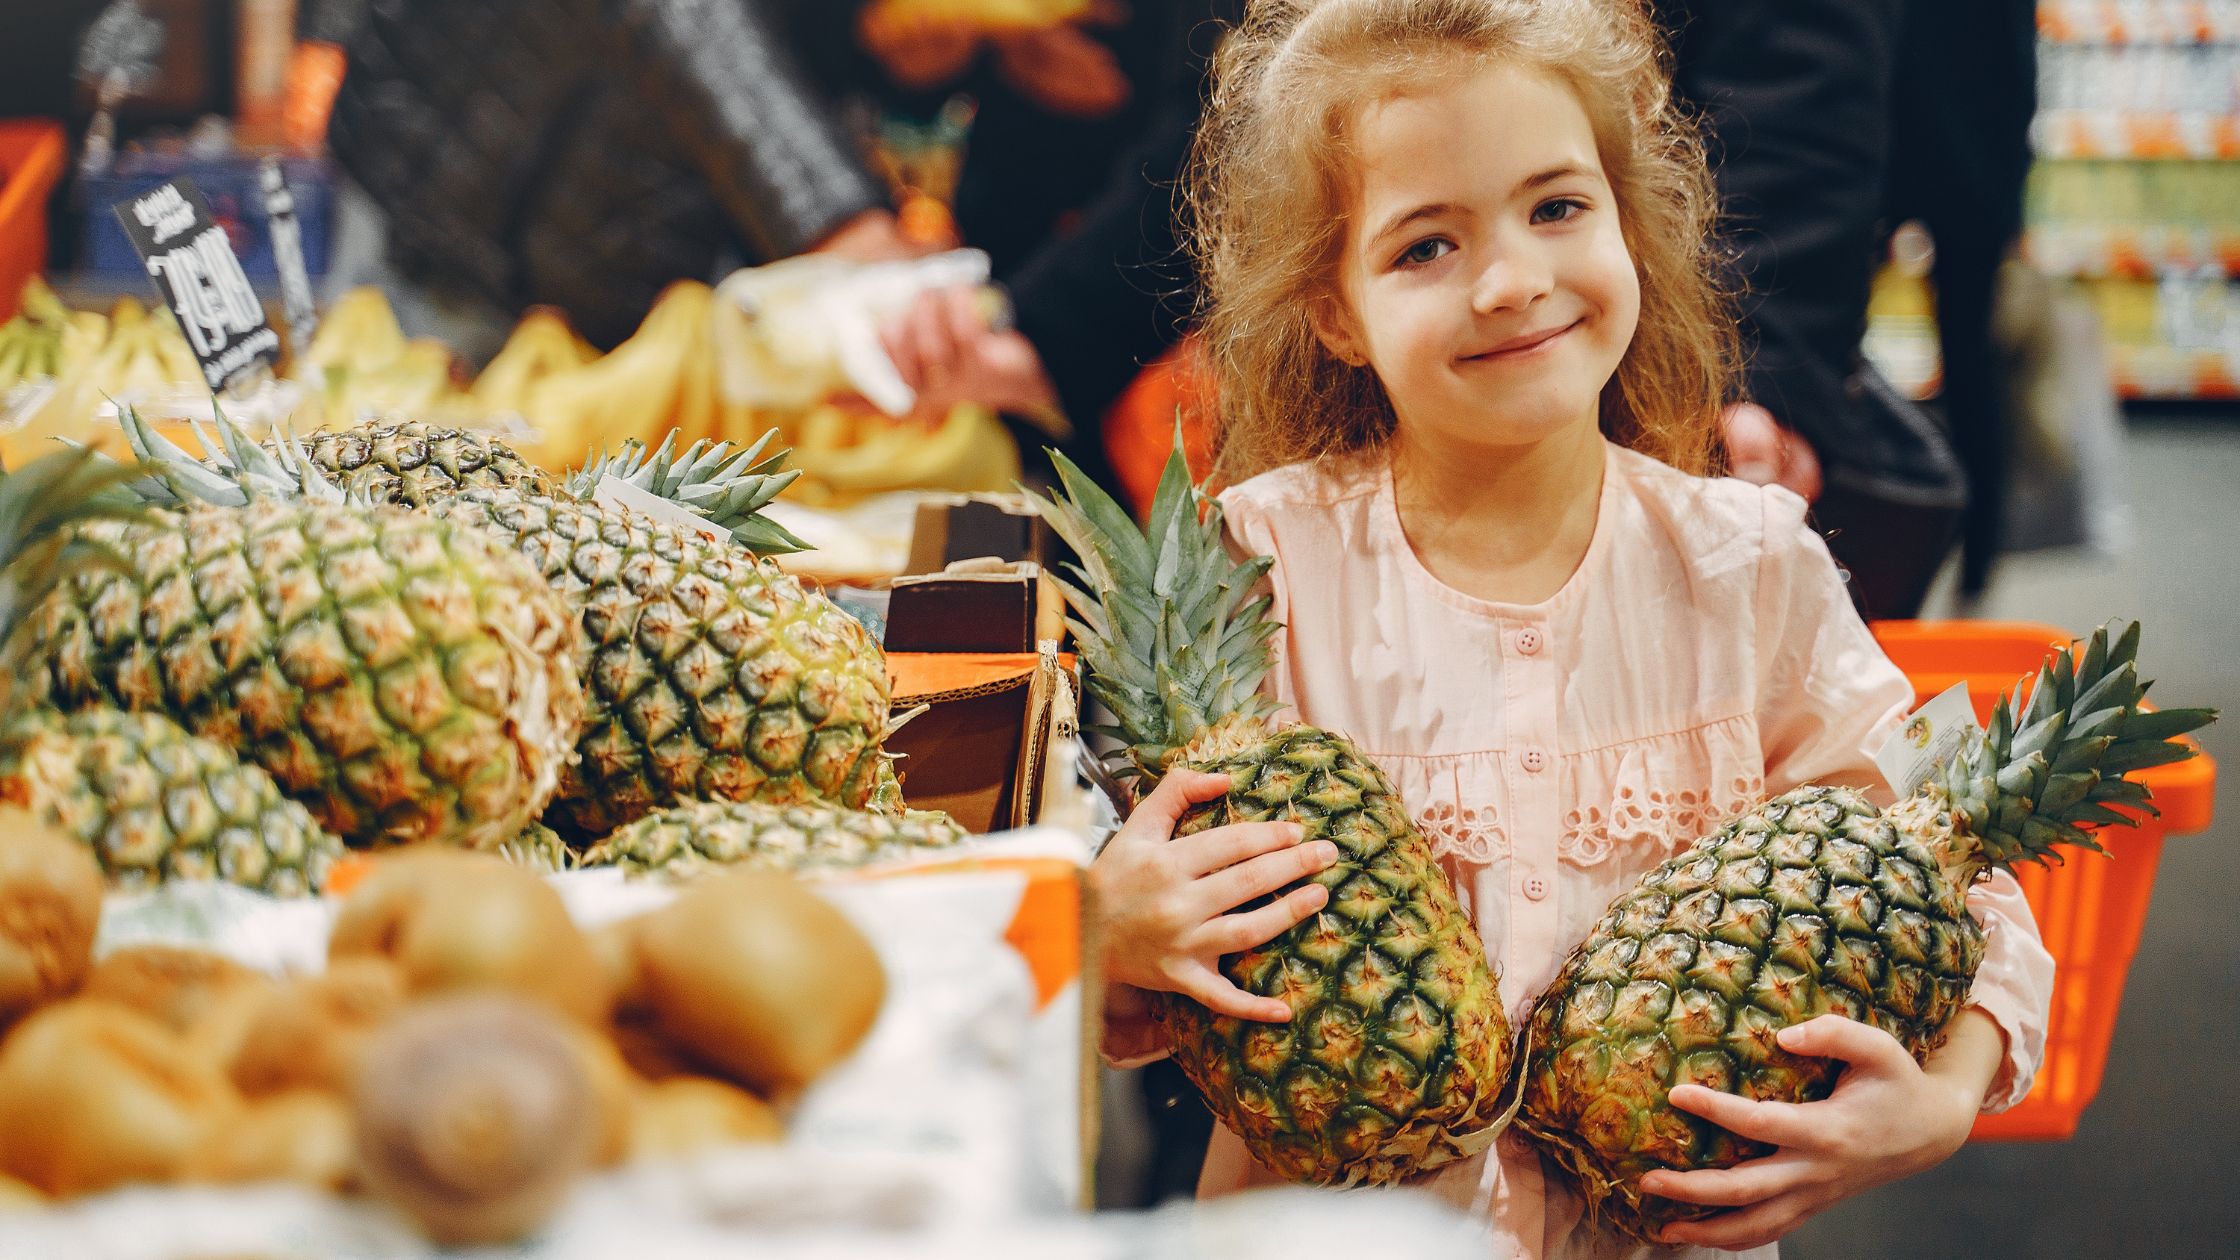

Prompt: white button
xmin=1516 ymin=628 xmax=1542 ymax=656
xmin=1523 ymin=876 xmax=1549 ymax=901
xmin=1521 ymin=748 xmax=1547 ymax=773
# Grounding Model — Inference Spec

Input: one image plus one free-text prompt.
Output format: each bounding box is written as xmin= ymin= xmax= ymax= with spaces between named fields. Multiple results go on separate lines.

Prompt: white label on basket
xmin=1875 ymin=682 xmax=1981 ymax=798
xmin=591 ymin=475 xmax=725 ymax=543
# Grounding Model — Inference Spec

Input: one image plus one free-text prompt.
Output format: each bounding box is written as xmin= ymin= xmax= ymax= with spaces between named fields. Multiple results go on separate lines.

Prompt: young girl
xmin=1092 ymin=1 xmax=2055 ymax=1255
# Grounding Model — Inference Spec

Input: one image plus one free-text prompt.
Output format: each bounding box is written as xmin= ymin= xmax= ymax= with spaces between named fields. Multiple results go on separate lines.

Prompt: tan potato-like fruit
xmin=559 ymin=1023 xmax=638 ymax=1167
xmin=635 ymin=871 xmax=884 ymax=1096
xmin=588 ymin=914 xmax=648 ymax=1015
xmin=354 ymin=995 xmax=597 ymax=1247
xmin=0 ymin=1171 xmax=45 ymax=1210
xmin=82 ymin=944 xmax=269 ymax=1033
xmin=183 ymin=1089 xmax=356 ymax=1190
xmin=0 ymin=1000 xmax=242 ymax=1196
xmin=627 ymin=1076 xmax=784 ymax=1160
xmin=0 ymin=809 xmax=104 ymax=1025
xmin=329 ymin=850 xmax=609 ymax=1024
xmin=608 ymin=1014 xmax=699 ymax=1082
xmin=228 ymin=957 xmax=408 ymax=1096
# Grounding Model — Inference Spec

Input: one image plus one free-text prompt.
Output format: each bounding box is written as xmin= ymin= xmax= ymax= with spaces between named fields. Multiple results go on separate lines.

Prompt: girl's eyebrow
xmin=1366 ymin=202 xmax=1465 ymax=252
xmin=1363 ymin=164 xmax=1598 ymax=252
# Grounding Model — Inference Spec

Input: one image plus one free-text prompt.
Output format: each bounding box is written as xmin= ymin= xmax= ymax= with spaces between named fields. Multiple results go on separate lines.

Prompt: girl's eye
xmin=1397 ymin=237 xmax=1454 ymax=268
xmin=1533 ymin=198 xmax=1588 ymax=225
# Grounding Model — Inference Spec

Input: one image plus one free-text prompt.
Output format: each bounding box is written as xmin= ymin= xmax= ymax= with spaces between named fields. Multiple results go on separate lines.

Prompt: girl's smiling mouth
xmin=1461 ymin=318 xmax=1581 ymax=361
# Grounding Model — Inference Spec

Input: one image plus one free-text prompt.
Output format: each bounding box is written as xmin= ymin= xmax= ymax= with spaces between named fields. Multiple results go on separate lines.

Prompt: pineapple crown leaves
xmin=1940 ymin=618 xmax=2216 ymax=873
xmin=0 ymin=446 xmax=153 ymax=717
xmin=564 ymin=427 xmax=809 ymax=556
xmin=1029 ymin=429 xmax=1280 ymax=781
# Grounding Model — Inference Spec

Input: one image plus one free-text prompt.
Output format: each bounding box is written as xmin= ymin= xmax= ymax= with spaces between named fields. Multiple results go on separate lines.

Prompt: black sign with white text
xmin=111 ymin=177 xmax=280 ymax=393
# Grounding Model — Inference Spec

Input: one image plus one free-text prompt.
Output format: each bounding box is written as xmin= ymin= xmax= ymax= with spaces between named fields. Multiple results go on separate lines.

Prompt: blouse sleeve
xmin=1750 ymin=484 xmax=2051 ymax=1110
xmin=1750 ymin=485 xmax=1914 ymax=798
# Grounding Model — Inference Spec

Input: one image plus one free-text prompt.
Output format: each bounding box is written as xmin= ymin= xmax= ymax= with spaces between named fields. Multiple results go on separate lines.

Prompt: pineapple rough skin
xmin=17 ymin=501 xmax=586 ymax=851
xmin=0 ymin=709 xmax=345 ymax=896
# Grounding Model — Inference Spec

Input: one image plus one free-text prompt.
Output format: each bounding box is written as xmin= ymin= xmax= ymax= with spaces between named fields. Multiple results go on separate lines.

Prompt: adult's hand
xmin=1722 ymin=400 xmax=1824 ymax=502
xmin=809 ymin=208 xmax=922 ymax=262
xmin=878 ymin=285 xmax=1062 ymax=423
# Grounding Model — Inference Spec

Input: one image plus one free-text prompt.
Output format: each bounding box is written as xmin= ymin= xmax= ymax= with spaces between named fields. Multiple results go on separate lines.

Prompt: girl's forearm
xmin=1923 ymin=1007 xmax=2007 ymax=1112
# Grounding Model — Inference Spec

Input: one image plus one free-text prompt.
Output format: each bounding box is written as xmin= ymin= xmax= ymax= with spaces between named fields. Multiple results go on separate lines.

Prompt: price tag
xmin=111 ymin=177 xmax=281 ymax=394
xmin=591 ymin=475 xmax=725 ymax=544
xmin=259 ymin=158 xmax=319 ymax=356
xmin=1874 ymin=682 xmax=1982 ymax=797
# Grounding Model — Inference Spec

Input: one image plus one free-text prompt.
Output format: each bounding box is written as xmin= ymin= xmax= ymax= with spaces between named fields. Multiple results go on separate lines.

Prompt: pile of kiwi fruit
xmin=0 ymin=808 xmax=886 ymax=1245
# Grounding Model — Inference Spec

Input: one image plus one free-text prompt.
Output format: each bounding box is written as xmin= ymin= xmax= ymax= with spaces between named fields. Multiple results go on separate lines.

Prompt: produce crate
xmin=0 ymin=120 xmax=65 ymax=321
xmin=1871 ymin=620 xmax=2217 ymax=1141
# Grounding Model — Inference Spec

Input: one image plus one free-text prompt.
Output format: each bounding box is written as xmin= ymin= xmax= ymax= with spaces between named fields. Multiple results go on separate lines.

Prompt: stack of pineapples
xmin=0 ymin=411 xmax=971 ymax=898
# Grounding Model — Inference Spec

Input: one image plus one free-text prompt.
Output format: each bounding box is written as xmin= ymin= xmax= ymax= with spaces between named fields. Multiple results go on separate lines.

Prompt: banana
xmin=469 ymin=307 xmax=595 ymax=416
xmin=516 ymin=280 xmax=711 ymax=471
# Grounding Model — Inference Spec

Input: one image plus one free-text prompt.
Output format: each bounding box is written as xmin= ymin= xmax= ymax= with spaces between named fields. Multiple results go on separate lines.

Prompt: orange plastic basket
xmin=0 ymin=120 xmax=66 ymax=321
xmin=1870 ymin=620 xmax=2217 ymax=1141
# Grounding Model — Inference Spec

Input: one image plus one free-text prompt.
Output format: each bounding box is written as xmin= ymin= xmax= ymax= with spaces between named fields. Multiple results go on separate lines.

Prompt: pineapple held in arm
xmin=1035 ymin=443 xmax=1512 ymax=1187
xmin=1517 ymin=621 xmax=2215 ymax=1242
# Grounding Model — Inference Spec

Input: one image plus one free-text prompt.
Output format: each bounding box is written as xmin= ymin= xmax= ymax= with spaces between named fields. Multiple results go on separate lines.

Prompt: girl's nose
xmin=1469 ymin=246 xmax=1553 ymax=314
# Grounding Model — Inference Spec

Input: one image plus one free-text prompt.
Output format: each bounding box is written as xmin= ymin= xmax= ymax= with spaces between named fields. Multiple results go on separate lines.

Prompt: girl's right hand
xmin=1090 ymin=768 xmax=1339 ymax=1023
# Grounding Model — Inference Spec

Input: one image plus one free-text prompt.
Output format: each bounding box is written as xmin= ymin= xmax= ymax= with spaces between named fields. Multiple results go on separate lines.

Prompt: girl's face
xmin=1322 ymin=62 xmax=1640 ymax=455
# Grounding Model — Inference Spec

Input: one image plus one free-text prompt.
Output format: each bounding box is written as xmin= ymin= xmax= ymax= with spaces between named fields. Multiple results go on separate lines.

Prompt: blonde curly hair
xmin=1189 ymin=0 xmax=1737 ymax=481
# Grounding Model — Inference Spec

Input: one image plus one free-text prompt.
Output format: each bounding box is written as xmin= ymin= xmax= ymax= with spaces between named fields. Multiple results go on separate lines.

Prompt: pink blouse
xmin=1104 ymin=442 xmax=2054 ymax=1260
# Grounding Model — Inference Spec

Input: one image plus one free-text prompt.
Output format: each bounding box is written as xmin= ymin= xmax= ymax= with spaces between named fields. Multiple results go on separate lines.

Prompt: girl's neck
xmin=1388 ymin=419 xmax=1606 ymax=606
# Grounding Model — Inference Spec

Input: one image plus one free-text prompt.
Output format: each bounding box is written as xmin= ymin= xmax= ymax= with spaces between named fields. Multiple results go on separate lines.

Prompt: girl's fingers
xmin=1775 ymin=1014 xmax=1905 ymax=1070
xmin=1664 ymin=1084 xmax=1817 ymax=1149
xmin=1656 ymin=1188 xmax=1822 ymax=1251
xmin=1201 ymin=882 xmax=1329 ymax=954
xmin=1640 ymin=1151 xmax=1814 ymax=1208
xmin=1171 ymin=960 xmax=1293 ymax=1023
xmin=1174 ymin=819 xmax=1307 ymax=878
xmin=1197 ymin=839 xmax=1339 ymax=916
xmin=1127 ymin=770 xmax=1232 ymax=834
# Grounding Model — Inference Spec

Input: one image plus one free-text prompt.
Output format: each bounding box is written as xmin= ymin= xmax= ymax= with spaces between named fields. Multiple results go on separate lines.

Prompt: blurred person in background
xmin=322 ymin=0 xmax=912 ymax=363
xmin=1656 ymin=0 xmax=2019 ymax=619
xmin=820 ymin=0 xmax=1237 ymax=488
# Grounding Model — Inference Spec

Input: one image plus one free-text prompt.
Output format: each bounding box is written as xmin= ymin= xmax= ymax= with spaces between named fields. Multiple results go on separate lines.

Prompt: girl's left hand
xmin=1643 ymin=1014 xmax=1991 ymax=1250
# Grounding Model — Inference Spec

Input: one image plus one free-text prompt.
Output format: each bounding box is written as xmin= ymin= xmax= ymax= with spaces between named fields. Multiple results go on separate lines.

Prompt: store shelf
xmin=2032 ymin=111 xmax=2240 ymax=159
xmin=2039 ymin=0 xmax=2240 ymax=45
xmin=2025 ymin=224 xmax=2240 ymax=277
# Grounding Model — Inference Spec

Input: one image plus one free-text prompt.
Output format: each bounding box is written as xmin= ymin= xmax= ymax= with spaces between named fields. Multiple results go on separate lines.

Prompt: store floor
xmin=1788 ymin=408 xmax=2240 ymax=1260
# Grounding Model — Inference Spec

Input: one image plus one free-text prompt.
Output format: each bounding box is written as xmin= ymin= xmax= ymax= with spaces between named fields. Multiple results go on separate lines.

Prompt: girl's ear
xmin=1308 ymin=295 xmax=1368 ymax=368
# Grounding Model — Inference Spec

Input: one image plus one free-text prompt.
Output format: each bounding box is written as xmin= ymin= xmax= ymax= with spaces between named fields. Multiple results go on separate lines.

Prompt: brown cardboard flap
xmin=885 ymin=650 xmax=1064 ymax=834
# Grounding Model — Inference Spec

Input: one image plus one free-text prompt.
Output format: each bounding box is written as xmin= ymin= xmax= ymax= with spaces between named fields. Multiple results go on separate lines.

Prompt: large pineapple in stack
xmin=0 ymin=450 xmax=346 ymax=893
xmin=1519 ymin=621 xmax=2216 ymax=1242
xmin=122 ymin=414 xmax=891 ymax=840
xmin=1035 ymin=445 xmax=1509 ymax=1187
xmin=18 ymin=420 xmax=586 ymax=852
xmin=583 ymin=798 xmax=965 ymax=877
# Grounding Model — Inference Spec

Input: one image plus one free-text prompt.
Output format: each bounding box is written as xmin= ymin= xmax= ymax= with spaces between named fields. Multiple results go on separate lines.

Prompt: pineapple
xmin=281 ymin=421 xmax=558 ymax=507
xmin=495 ymin=820 xmax=578 ymax=873
xmin=1034 ymin=445 xmax=1510 ymax=1187
xmin=0 ymin=449 xmax=349 ymax=894
xmin=16 ymin=468 xmax=586 ymax=851
xmin=582 ymin=799 xmax=965 ymax=876
xmin=1518 ymin=621 xmax=2216 ymax=1242
xmin=123 ymin=413 xmax=887 ymax=840
xmin=0 ymin=709 xmax=344 ymax=896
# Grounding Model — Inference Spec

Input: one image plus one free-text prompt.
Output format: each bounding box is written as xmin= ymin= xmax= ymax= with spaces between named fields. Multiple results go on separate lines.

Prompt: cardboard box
xmin=886 ymin=646 xmax=1074 ymax=834
xmin=903 ymin=492 xmax=1059 ymax=574
xmin=886 ymin=561 xmax=1067 ymax=653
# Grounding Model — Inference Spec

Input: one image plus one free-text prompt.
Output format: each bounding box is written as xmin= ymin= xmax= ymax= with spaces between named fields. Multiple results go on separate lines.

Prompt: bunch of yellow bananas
xmin=293 ymin=288 xmax=466 ymax=426
xmin=0 ymin=284 xmax=206 ymax=466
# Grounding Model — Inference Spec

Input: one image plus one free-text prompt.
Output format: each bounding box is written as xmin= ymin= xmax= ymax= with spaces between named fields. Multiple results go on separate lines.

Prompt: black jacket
xmin=327 ymin=0 xmax=886 ymax=349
